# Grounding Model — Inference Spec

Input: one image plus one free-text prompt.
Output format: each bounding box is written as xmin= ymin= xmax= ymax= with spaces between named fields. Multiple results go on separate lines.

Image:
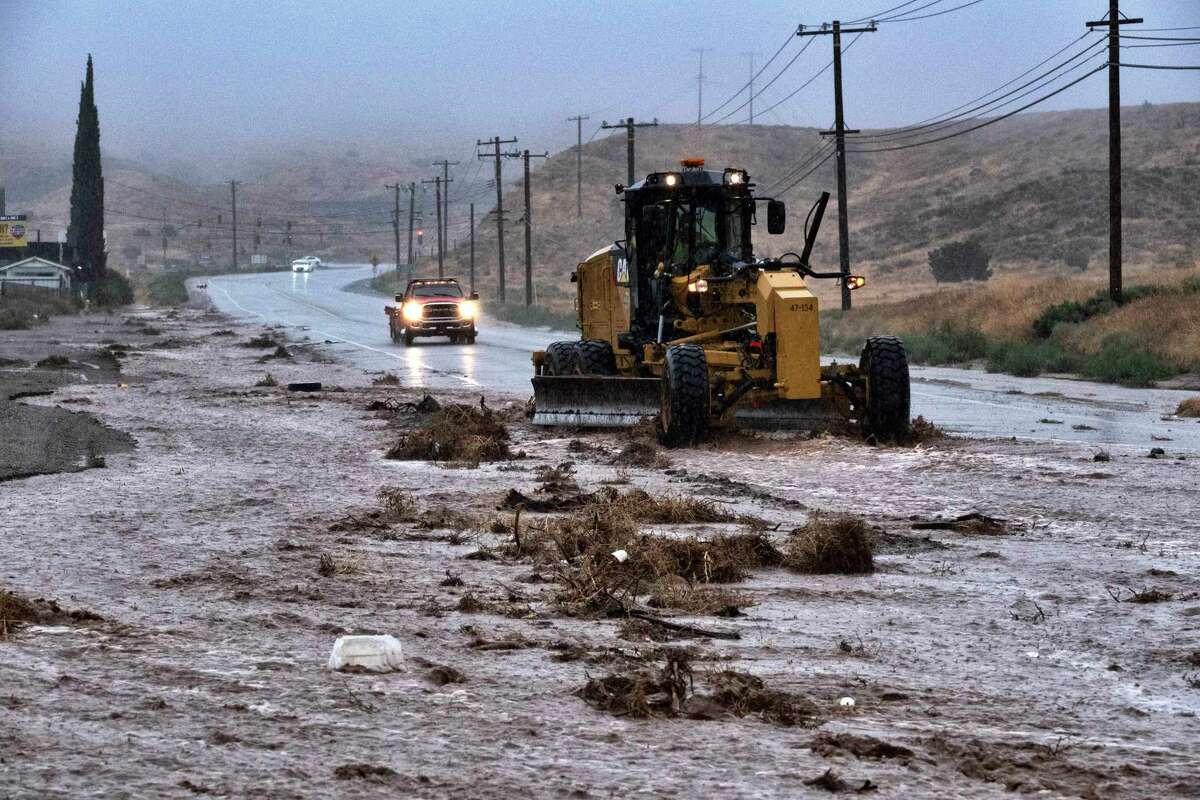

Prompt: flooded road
xmin=200 ymin=265 xmax=1200 ymax=454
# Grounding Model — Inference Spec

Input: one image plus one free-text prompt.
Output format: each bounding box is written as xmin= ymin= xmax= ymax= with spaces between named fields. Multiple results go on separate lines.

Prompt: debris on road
xmin=386 ymin=402 xmax=513 ymax=464
xmin=1175 ymin=397 xmax=1200 ymax=418
xmin=787 ymin=514 xmax=876 ymax=574
xmin=327 ymin=634 xmax=404 ymax=673
xmin=911 ymin=512 xmax=1009 ymax=536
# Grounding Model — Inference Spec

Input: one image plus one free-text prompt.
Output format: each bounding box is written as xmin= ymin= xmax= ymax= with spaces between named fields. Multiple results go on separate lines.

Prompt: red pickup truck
xmin=385 ymin=278 xmax=479 ymax=346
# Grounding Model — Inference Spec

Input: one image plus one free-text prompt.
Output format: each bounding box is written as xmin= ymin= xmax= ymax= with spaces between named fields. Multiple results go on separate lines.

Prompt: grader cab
xmin=531 ymin=159 xmax=910 ymax=446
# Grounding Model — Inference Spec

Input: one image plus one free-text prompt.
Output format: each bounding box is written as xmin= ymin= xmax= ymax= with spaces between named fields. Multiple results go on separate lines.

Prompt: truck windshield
xmin=668 ymin=195 xmax=746 ymax=274
xmin=410 ymin=283 xmax=462 ymax=298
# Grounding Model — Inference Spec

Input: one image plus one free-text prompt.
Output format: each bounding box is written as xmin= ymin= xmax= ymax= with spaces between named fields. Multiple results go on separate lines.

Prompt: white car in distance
xmin=291 ymin=256 xmax=321 ymax=273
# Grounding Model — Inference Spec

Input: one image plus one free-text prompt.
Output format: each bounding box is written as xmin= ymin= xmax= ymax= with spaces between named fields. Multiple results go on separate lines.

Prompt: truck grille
xmin=423 ymin=303 xmax=459 ymax=320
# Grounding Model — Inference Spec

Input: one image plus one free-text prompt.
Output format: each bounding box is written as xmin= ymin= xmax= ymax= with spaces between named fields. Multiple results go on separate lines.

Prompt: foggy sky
xmin=1 ymin=0 xmax=1197 ymax=178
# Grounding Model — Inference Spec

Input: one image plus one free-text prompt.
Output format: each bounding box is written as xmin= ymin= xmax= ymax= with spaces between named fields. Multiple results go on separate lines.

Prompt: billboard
xmin=0 ymin=215 xmax=28 ymax=248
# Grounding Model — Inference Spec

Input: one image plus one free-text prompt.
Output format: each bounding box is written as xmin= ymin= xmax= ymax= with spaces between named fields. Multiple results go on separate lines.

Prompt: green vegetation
xmin=0 ymin=293 xmax=79 ymax=330
xmin=69 ymin=54 xmax=109 ymax=299
xmin=824 ymin=272 xmax=1200 ymax=387
xmin=928 ymin=238 xmax=993 ymax=283
xmin=1078 ymin=334 xmax=1175 ymax=386
xmin=1030 ymin=283 xmax=1187 ymax=338
xmin=146 ymin=271 xmax=191 ymax=305
xmin=95 ymin=272 xmax=134 ymax=306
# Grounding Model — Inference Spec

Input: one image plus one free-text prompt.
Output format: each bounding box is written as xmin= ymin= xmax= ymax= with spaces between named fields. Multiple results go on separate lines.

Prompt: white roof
xmin=0 ymin=256 xmax=72 ymax=274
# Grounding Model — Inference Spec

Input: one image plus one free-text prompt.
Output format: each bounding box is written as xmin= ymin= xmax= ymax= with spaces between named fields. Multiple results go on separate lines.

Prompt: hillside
xmin=432 ymin=102 xmax=1200 ymax=312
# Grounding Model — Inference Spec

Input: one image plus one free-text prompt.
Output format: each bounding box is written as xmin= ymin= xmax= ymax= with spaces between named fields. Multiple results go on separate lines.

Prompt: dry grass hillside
xmin=440 ymin=102 xmax=1199 ymax=313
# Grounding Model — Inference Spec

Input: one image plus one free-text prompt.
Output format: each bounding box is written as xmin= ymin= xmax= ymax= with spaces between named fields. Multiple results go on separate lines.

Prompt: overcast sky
xmin=1 ymin=0 xmax=1197 ymax=176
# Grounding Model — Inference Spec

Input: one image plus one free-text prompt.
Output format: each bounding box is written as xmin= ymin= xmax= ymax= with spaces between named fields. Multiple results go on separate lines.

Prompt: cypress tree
xmin=68 ymin=54 xmax=106 ymax=293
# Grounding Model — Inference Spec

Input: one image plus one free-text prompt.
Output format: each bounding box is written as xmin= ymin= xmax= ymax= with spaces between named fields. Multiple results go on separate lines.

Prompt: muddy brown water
xmin=1 ymin=307 xmax=1197 ymax=798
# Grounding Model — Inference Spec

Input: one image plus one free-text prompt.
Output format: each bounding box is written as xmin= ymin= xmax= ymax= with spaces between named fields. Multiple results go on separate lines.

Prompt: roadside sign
xmin=0 ymin=214 xmax=28 ymax=248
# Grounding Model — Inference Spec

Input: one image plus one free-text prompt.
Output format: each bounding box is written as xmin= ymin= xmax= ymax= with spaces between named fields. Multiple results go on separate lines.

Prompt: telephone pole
xmin=161 ymin=206 xmax=168 ymax=266
xmin=421 ymin=176 xmax=452 ymax=277
xmin=385 ymin=183 xmax=402 ymax=273
xmin=567 ymin=113 xmax=590 ymax=218
xmin=520 ymin=149 xmax=549 ymax=307
xmin=600 ymin=117 xmax=659 ymax=186
xmin=740 ymin=51 xmax=763 ymax=124
xmin=800 ymin=20 xmax=876 ymax=311
xmin=228 ymin=179 xmax=239 ymax=271
xmin=477 ymin=135 xmax=518 ymax=303
xmin=405 ymin=183 xmax=416 ymax=275
xmin=1087 ymin=1 xmax=1142 ymax=303
xmin=690 ymin=48 xmax=711 ymax=124
xmin=469 ymin=202 xmax=476 ymax=294
xmin=431 ymin=159 xmax=459 ymax=266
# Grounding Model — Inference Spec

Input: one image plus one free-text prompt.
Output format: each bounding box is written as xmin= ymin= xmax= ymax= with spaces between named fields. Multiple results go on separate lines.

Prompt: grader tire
xmin=657 ymin=344 xmax=709 ymax=447
xmin=860 ymin=336 xmax=911 ymax=441
xmin=543 ymin=341 xmax=578 ymax=376
xmin=574 ymin=340 xmax=617 ymax=375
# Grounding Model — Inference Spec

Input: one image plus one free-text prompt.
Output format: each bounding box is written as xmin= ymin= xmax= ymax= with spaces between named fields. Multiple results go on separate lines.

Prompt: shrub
xmin=146 ymin=272 xmax=189 ymax=306
xmin=904 ymin=323 xmax=988 ymax=364
xmin=1061 ymin=241 xmax=1090 ymax=271
xmin=96 ymin=271 xmax=135 ymax=306
xmin=1080 ymin=334 xmax=1175 ymax=387
xmin=985 ymin=340 xmax=1078 ymax=377
xmin=0 ymin=307 xmax=32 ymax=330
xmin=928 ymin=239 xmax=992 ymax=283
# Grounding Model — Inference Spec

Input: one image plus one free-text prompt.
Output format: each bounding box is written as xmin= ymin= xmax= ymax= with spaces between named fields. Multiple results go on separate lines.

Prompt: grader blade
xmin=531 ymin=376 xmax=660 ymax=427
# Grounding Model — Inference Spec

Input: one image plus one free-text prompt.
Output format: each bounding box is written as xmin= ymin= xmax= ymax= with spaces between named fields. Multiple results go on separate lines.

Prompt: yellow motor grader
xmin=531 ymin=159 xmax=910 ymax=446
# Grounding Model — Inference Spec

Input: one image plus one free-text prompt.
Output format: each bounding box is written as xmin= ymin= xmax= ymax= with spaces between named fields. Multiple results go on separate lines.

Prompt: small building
xmin=0 ymin=256 xmax=74 ymax=291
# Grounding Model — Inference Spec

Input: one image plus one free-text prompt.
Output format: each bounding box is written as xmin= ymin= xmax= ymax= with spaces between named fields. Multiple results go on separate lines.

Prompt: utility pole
xmin=800 ymin=20 xmax=876 ymax=311
xmin=405 ymin=182 xmax=416 ymax=277
xmin=385 ymin=182 xmax=402 ymax=273
xmin=1087 ymin=1 xmax=1142 ymax=303
xmin=161 ymin=206 xmax=168 ymax=266
xmin=741 ymin=51 xmax=763 ymax=124
xmin=477 ymin=135 xmax=518 ymax=303
xmin=567 ymin=114 xmax=590 ymax=218
xmin=690 ymin=48 xmax=711 ymax=124
xmin=229 ymin=179 xmax=240 ymax=271
xmin=520 ymin=149 xmax=549 ymax=307
xmin=420 ymin=176 xmax=452 ymax=277
xmin=0 ymin=186 xmax=5 ymax=215
xmin=431 ymin=158 xmax=459 ymax=266
xmin=600 ymin=117 xmax=659 ymax=186
xmin=469 ymin=202 xmax=475 ymax=294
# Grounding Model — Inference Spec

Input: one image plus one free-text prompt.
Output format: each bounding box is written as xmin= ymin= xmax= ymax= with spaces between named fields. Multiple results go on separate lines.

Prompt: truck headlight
xmin=402 ymin=302 xmax=423 ymax=323
xmin=459 ymin=300 xmax=478 ymax=319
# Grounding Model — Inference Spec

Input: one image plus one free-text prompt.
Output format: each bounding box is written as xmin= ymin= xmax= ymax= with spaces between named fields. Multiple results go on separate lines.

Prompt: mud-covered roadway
xmin=1 ymin=306 xmax=1197 ymax=799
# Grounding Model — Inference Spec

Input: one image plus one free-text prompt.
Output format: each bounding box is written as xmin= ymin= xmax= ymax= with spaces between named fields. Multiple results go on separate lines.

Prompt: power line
xmin=852 ymin=37 xmax=1107 ymax=142
xmin=700 ymin=31 xmax=795 ymax=122
xmin=729 ymin=32 xmax=865 ymax=125
xmin=850 ymin=31 xmax=1095 ymax=138
xmin=878 ymin=0 xmax=988 ymax=23
xmin=845 ymin=1 xmax=923 ymax=25
xmin=773 ymin=149 xmax=837 ymax=197
xmin=846 ymin=64 xmax=1105 ymax=153
xmin=1114 ymin=61 xmax=1200 ymax=69
xmin=707 ymin=37 xmax=817 ymax=125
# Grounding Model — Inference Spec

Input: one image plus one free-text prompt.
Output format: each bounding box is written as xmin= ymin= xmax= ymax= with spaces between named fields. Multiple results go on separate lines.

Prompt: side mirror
xmin=767 ymin=200 xmax=786 ymax=235
xmin=641 ymin=204 xmax=667 ymax=228
xmin=469 ymin=292 xmax=479 ymax=301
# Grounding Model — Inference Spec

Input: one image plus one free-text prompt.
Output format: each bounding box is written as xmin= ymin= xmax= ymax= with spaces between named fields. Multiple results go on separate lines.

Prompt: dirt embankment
xmin=0 ymin=307 xmax=1197 ymax=798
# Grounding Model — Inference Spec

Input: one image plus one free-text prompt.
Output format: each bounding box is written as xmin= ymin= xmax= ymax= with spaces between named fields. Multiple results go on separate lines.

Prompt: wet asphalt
xmin=198 ymin=265 xmax=1200 ymax=455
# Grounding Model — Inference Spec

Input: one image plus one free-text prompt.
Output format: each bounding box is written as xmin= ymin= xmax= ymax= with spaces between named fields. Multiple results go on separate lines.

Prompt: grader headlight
xmin=846 ymin=275 xmax=867 ymax=290
xmin=686 ymin=279 xmax=709 ymax=293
